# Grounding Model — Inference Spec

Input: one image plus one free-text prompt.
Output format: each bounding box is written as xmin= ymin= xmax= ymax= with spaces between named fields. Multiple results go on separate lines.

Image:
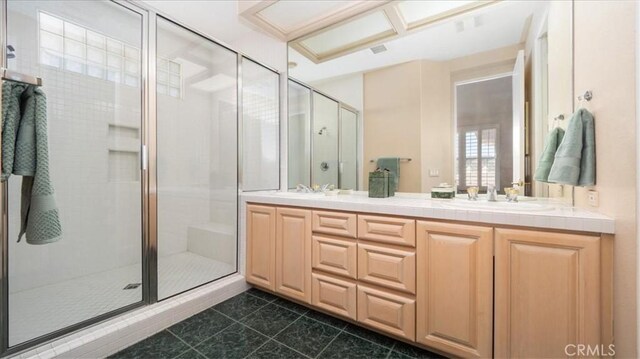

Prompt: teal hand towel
xmin=533 ymin=127 xmax=565 ymax=183
xmin=548 ymin=108 xmax=596 ymax=186
xmin=377 ymin=157 xmax=400 ymax=191
xmin=2 ymin=82 xmax=62 ymax=244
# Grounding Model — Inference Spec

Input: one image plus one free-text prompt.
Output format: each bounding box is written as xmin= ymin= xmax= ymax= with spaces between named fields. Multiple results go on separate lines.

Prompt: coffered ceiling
xmin=239 ymin=0 xmax=497 ymax=64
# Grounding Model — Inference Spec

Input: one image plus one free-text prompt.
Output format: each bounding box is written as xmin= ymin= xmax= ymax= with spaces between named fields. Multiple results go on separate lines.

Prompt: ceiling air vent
xmin=370 ymin=44 xmax=387 ymax=54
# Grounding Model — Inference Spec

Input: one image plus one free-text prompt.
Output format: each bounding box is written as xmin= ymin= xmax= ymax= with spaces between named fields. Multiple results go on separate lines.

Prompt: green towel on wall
xmin=2 ymin=81 xmax=62 ymax=244
xmin=377 ymin=157 xmax=400 ymax=191
xmin=533 ymin=127 xmax=565 ymax=183
xmin=548 ymin=108 xmax=596 ymax=186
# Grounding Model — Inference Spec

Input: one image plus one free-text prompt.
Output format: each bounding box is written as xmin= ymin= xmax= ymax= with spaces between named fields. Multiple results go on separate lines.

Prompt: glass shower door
xmin=340 ymin=107 xmax=358 ymax=190
xmin=5 ymin=0 xmax=144 ymax=346
xmin=312 ymin=92 xmax=339 ymax=187
xmin=287 ymin=80 xmax=311 ymax=188
xmin=156 ymin=17 xmax=238 ymax=300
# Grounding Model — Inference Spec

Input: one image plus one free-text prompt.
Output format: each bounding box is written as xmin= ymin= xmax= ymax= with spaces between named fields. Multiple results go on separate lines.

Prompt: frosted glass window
xmin=125 ymin=45 xmax=139 ymax=60
xmin=242 ymin=58 xmax=280 ymax=191
xmin=64 ymin=39 xmax=84 ymax=58
xmin=106 ymin=38 xmax=123 ymax=55
xmin=87 ymin=31 xmax=105 ymax=49
xmin=38 ymin=11 xmax=141 ymax=88
xmin=64 ymin=22 xmax=85 ymax=42
xmin=40 ymin=30 xmax=63 ymax=52
xmin=40 ymin=12 xmax=63 ymax=34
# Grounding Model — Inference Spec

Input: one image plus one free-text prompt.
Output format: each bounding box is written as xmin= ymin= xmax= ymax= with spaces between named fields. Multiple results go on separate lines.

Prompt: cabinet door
xmin=312 ymin=234 xmax=357 ymax=279
xmin=357 ymin=242 xmax=416 ymax=294
xmin=311 ymin=273 xmax=357 ymax=320
xmin=357 ymin=284 xmax=415 ymax=341
xmin=312 ymin=210 xmax=357 ymax=238
xmin=276 ymin=207 xmax=312 ymax=303
xmin=494 ymin=228 xmax=601 ymax=358
xmin=416 ymin=221 xmax=493 ymax=358
xmin=358 ymin=215 xmax=416 ymax=247
xmin=246 ymin=204 xmax=276 ymax=290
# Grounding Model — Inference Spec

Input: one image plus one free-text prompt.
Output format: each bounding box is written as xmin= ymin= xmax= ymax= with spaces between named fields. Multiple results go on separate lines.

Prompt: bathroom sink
xmin=441 ymin=199 xmax=554 ymax=212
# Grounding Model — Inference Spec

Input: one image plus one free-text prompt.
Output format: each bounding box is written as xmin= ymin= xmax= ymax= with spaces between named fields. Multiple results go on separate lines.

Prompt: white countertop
xmin=240 ymin=191 xmax=615 ymax=234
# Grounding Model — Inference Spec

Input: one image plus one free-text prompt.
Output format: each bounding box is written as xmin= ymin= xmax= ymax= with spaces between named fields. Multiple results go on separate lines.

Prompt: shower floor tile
xmin=9 ymin=252 xmax=234 ymax=346
xmin=110 ymin=287 xmax=446 ymax=359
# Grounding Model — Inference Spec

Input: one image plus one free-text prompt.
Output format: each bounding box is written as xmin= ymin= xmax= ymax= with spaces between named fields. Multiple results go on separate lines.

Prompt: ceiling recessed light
xmin=370 ymin=44 xmax=387 ymax=54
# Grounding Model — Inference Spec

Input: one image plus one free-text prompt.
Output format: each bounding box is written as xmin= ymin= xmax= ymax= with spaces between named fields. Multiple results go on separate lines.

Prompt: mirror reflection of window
xmin=455 ymin=76 xmax=512 ymax=194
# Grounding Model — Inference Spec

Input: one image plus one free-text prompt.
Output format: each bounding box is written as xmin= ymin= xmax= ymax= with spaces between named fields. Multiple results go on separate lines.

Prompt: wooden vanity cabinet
xmin=276 ymin=207 xmax=312 ymax=303
xmin=246 ymin=204 xmax=311 ymax=303
xmin=416 ymin=221 xmax=494 ymax=359
xmin=494 ymin=228 xmax=602 ymax=358
xmin=246 ymin=204 xmax=276 ymax=290
xmin=246 ymin=203 xmax=612 ymax=359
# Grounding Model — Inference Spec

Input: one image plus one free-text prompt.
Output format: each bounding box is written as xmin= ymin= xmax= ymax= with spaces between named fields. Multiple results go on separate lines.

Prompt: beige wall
xmin=421 ymin=60 xmax=452 ymax=191
xmin=363 ymin=61 xmax=423 ymax=192
xmin=572 ymin=1 xmax=637 ymax=357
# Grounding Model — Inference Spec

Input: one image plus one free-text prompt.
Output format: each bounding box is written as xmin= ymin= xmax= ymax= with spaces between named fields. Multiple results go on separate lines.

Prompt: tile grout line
xmin=209 ymin=292 xmax=312 ymax=358
xmin=385 ymin=342 xmax=397 ymax=359
xmin=247 ymin=290 xmax=400 ymax=352
xmin=242 ymin=314 xmax=311 ymax=359
xmin=313 ymin=326 xmax=345 ymax=359
xmin=166 ymin=329 xmax=209 ymax=359
xmin=265 ymin=317 xmax=313 ymax=358
xmin=245 ymin=291 xmax=400 ymax=354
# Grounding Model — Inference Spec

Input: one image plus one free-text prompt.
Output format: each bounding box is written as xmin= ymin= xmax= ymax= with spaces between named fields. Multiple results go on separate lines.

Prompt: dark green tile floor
xmin=109 ymin=287 xmax=445 ymax=359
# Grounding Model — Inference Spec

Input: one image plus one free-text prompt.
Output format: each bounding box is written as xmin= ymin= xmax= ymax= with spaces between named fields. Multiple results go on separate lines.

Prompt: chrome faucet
xmin=296 ymin=183 xmax=332 ymax=193
xmin=487 ymin=185 xmax=498 ymax=202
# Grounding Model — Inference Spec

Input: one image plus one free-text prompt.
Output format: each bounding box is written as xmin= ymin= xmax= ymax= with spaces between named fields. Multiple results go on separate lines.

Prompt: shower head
xmin=318 ymin=127 xmax=327 ymax=135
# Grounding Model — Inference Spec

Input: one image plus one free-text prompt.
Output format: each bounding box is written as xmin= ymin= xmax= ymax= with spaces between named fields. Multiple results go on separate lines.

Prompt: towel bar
xmin=370 ymin=158 xmax=412 ymax=163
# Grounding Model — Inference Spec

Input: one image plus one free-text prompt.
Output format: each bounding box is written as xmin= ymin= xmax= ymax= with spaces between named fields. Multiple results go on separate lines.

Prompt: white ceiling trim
xmin=288 ymin=0 xmax=498 ymax=64
xmin=238 ymin=0 xmax=390 ymax=41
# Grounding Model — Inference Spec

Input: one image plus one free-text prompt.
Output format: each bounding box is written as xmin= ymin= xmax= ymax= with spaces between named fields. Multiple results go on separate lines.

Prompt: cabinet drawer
xmin=312 ymin=210 xmax=357 ymax=238
xmin=312 ymin=235 xmax=357 ymax=279
xmin=357 ymin=284 xmax=415 ymax=341
xmin=358 ymin=215 xmax=415 ymax=247
xmin=311 ymin=273 xmax=357 ymax=320
xmin=358 ymin=242 xmax=416 ymax=294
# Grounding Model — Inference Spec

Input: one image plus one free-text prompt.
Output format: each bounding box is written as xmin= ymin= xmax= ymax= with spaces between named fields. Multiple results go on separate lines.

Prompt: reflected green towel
xmin=376 ymin=157 xmax=400 ymax=191
xmin=548 ymin=108 xmax=596 ymax=186
xmin=533 ymin=127 xmax=565 ymax=183
xmin=2 ymin=82 xmax=62 ymax=244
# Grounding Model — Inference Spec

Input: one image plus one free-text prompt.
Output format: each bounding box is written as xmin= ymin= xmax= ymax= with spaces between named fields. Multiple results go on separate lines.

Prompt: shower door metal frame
xmin=0 ymin=0 xmax=282 ymax=355
xmin=287 ymin=78 xmax=360 ymax=190
xmin=0 ymin=0 xmax=151 ymax=356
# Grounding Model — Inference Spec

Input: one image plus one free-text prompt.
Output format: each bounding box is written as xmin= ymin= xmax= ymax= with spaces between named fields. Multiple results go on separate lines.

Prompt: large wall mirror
xmin=287 ymin=0 xmax=573 ymax=199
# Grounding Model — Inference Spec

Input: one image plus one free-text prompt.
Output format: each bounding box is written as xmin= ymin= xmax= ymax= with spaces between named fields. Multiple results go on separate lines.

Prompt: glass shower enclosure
xmin=287 ymin=79 xmax=359 ymax=190
xmin=0 ymin=0 xmax=273 ymax=355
